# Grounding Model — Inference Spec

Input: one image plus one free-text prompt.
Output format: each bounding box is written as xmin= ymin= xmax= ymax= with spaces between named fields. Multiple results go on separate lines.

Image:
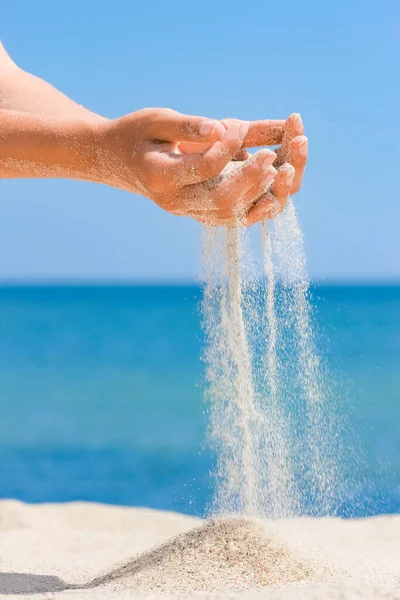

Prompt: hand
xmin=178 ymin=113 xmax=308 ymax=225
xmin=96 ymin=108 xmax=280 ymax=226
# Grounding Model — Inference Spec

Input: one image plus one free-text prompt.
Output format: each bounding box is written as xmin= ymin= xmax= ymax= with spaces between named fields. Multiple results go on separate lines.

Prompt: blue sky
xmin=1 ymin=0 xmax=399 ymax=282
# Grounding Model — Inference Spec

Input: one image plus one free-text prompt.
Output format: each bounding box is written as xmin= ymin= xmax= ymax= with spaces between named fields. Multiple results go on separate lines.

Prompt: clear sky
xmin=1 ymin=0 xmax=399 ymax=283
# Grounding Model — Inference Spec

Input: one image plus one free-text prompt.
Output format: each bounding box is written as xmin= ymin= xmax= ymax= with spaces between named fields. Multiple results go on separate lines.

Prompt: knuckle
xmin=180 ymin=118 xmax=198 ymax=137
xmin=288 ymin=150 xmax=306 ymax=167
xmin=147 ymin=107 xmax=178 ymax=127
xmin=155 ymin=108 xmax=178 ymax=122
xmin=133 ymin=108 xmax=154 ymax=119
xmin=270 ymin=127 xmax=284 ymax=144
xmin=159 ymin=108 xmax=176 ymax=117
xmin=226 ymin=136 xmax=241 ymax=153
xmin=135 ymin=108 xmax=164 ymax=123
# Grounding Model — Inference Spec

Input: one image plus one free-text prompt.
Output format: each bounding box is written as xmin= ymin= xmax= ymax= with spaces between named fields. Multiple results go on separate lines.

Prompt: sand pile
xmin=1 ymin=503 xmax=399 ymax=599
xmin=88 ymin=517 xmax=315 ymax=595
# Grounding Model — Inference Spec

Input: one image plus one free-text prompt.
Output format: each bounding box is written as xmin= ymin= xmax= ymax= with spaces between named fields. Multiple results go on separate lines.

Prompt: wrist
xmin=91 ymin=116 xmax=143 ymax=194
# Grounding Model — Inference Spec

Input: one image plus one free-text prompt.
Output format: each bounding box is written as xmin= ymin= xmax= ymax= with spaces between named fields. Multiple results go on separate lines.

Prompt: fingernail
xmin=199 ymin=120 xmax=218 ymax=136
xmin=291 ymin=113 xmax=303 ymax=132
xmin=263 ymin=170 xmax=275 ymax=186
xmin=261 ymin=151 xmax=276 ymax=173
xmin=239 ymin=122 xmax=249 ymax=139
xmin=297 ymin=136 xmax=308 ymax=156
xmin=285 ymin=170 xmax=295 ymax=185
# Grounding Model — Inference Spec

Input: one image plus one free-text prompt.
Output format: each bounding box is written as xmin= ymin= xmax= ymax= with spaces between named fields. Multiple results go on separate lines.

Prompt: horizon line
xmin=0 ymin=279 xmax=399 ymax=287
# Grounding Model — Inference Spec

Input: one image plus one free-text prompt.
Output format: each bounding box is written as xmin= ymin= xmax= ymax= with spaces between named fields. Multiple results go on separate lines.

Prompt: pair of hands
xmin=95 ymin=109 xmax=308 ymax=227
xmin=0 ymin=44 xmax=307 ymax=226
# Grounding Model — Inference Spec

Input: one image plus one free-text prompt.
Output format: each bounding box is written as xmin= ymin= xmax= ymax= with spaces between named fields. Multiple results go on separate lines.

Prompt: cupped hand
xmin=96 ymin=108 xmax=280 ymax=226
xmin=222 ymin=113 xmax=308 ymax=221
xmin=178 ymin=112 xmax=308 ymax=225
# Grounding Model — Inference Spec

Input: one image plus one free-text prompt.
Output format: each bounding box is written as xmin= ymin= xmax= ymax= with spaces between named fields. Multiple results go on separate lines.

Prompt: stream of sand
xmin=201 ymin=201 xmax=342 ymax=518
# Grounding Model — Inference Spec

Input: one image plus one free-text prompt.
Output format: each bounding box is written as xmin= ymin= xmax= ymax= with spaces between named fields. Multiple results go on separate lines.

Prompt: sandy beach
xmin=0 ymin=500 xmax=398 ymax=599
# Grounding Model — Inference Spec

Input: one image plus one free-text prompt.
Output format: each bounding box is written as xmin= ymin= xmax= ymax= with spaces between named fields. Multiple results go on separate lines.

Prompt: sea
xmin=0 ymin=284 xmax=398 ymax=517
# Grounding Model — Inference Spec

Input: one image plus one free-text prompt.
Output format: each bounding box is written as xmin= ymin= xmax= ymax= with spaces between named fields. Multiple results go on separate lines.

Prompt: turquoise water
xmin=0 ymin=285 xmax=398 ymax=516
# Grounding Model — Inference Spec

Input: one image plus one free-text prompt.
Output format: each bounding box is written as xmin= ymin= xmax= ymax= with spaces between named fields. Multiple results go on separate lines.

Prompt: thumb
xmin=144 ymin=109 xmax=225 ymax=143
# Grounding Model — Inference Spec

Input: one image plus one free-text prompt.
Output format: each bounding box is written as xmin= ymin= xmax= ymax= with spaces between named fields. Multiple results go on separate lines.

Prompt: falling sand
xmin=201 ymin=190 xmax=343 ymax=518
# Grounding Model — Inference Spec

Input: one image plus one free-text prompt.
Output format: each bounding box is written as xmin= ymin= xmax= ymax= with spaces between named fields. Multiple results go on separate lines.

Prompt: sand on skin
xmin=0 ymin=500 xmax=398 ymax=599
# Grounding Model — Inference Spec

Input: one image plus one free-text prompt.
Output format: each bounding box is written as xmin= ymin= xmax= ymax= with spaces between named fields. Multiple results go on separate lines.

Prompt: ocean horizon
xmin=0 ymin=283 xmax=398 ymax=517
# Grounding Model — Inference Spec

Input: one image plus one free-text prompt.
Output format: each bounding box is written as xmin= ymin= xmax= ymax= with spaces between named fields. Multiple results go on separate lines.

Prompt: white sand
xmin=0 ymin=501 xmax=398 ymax=599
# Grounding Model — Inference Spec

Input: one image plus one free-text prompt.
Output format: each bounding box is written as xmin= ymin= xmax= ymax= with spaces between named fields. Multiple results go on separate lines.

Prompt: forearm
xmin=0 ymin=109 xmax=101 ymax=182
xmin=0 ymin=42 xmax=104 ymax=122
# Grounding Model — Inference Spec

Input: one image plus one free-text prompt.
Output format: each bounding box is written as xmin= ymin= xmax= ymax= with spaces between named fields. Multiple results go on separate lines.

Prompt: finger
xmin=177 ymin=141 xmax=211 ymax=154
xmin=287 ymin=135 xmax=308 ymax=195
xmin=270 ymin=163 xmax=295 ymax=211
xmin=239 ymin=166 xmax=276 ymax=211
xmin=216 ymin=149 xmax=276 ymax=198
xmin=274 ymin=113 xmax=304 ymax=167
xmin=245 ymin=193 xmax=280 ymax=226
xmin=187 ymin=152 xmax=276 ymax=226
xmin=173 ymin=121 xmax=250 ymax=185
xmin=222 ymin=118 xmax=285 ymax=147
xmin=143 ymin=108 xmax=226 ymax=143
xmin=176 ymin=139 xmax=251 ymax=159
xmin=178 ymin=114 xmax=285 ymax=159
xmin=215 ymin=151 xmax=276 ymax=214
xmin=221 ymin=167 xmax=276 ymax=225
